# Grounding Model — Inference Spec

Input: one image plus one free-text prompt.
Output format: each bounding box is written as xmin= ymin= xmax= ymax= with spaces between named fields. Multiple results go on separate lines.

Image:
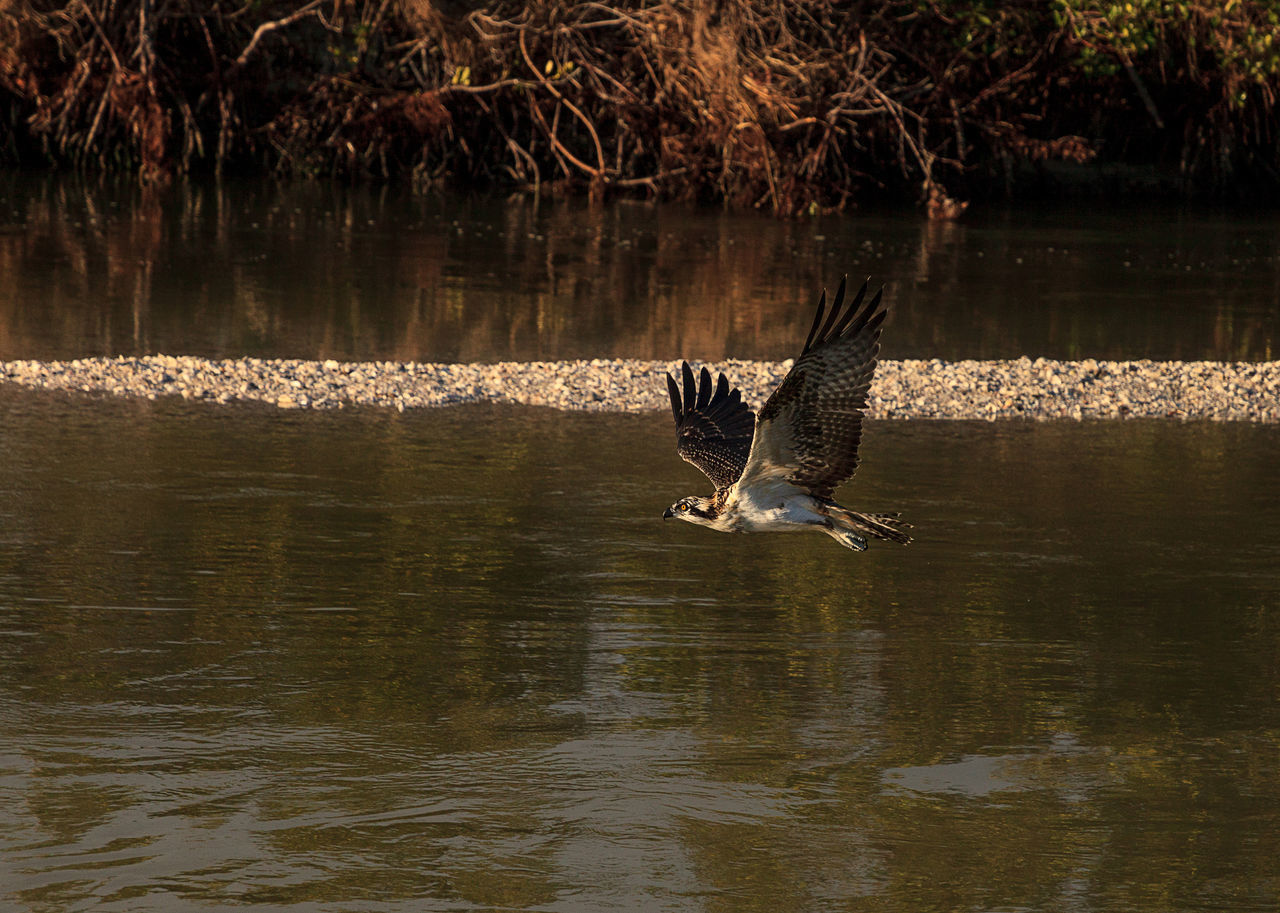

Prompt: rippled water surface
xmin=3 ymin=176 xmax=1279 ymax=910
xmin=2 ymin=387 xmax=1279 ymax=912
xmin=1 ymin=173 xmax=1277 ymax=363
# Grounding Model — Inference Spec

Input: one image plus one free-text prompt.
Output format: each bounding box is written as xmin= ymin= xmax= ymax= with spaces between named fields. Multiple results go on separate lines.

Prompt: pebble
xmin=0 ymin=355 xmax=1277 ymax=422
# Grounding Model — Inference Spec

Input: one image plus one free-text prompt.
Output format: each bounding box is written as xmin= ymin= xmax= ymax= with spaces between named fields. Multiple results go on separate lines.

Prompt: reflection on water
xmin=1 ymin=173 xmax=1277 ymax=364
xmin=1 ymin=388 xmax=1278 ymax=911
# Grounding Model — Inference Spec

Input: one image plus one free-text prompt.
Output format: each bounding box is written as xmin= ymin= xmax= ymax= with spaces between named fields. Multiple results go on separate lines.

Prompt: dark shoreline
xmin=5 ymin=2 xmax=1280 ymax=212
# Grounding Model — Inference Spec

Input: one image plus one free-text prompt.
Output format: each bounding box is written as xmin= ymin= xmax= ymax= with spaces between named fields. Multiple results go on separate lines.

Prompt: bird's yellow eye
xmin=679 ymin=503 xmax=690 ymax=511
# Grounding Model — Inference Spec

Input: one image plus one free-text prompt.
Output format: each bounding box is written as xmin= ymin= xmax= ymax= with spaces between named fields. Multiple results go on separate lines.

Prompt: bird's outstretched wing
xmin=738 ymin=277 xmax=886 ymax=500
xmin=666 ymin=362 xmax=756 ymax=490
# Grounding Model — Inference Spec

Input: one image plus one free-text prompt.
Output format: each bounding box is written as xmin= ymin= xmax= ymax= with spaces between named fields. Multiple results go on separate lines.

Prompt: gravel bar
xmin=2 ymin=355 xmax=1278 ymax=422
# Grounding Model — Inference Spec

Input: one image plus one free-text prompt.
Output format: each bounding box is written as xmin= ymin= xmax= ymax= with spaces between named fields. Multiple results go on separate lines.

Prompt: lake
xmin=1 ymin=176 xmax=1279 ymax=912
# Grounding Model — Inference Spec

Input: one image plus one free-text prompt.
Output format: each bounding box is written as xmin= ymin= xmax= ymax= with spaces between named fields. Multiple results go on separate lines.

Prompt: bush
xmin=2 ymin=1 xmax=1278 ymax=210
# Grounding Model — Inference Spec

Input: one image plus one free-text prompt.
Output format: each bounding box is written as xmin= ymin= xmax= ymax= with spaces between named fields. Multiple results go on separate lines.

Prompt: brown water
xmin=1 ymin=173 xmax=1277 ymax=364
xmin=2 ymin=176 xmax=1280 ymax=911
xmin=1 ymin=387 xmax=1278 ymax=912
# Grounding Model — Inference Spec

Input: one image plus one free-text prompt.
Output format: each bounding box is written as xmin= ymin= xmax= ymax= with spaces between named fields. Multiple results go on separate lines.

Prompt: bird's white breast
xmin=718 ymin=479 xmax=826 ymax=532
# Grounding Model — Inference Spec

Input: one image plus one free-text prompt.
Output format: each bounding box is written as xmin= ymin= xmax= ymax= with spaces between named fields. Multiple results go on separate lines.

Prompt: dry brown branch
xmin=79 ymin=2 xmax=123 ymax=73
xmin=517 ymin=27 xmax=605 ymax=178
xmin=612 ymin=166 xmax=688 ymax=188
xmin=4 ymin=0 xmax=1276 ymax=205
xmin=1119 ymin=48 xmax=1164 ymax=129
xmin=778 ymin=117 xmax=824 ymax=132
xmin=138 ymin=0 xmax=155 ymax=78
xmin=442 ymin=78 xmax=540 ymax=95
xmin=231 ymin=0 xmax=329 ymax=72
xmin=506 ymin=135 xmax=541 ymax=188
xmin=530 ymin=96 xmax=583 ymax=178
xmin=84 ymin=80 xmax=112 ymax=150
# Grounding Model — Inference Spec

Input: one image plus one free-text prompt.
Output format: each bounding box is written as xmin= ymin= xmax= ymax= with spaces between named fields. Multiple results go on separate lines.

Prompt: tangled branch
xmin=3 ymin=0 xmax=1278 ymax=209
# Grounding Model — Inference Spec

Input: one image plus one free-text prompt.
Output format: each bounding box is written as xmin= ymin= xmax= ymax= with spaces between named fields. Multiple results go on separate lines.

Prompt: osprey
xmin=663 ymin=277 xmax=911 ymax=552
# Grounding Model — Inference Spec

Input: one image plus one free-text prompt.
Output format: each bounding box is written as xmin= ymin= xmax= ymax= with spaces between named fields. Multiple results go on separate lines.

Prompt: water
xmin=1 ymin=387 xmax=1278 ymax=912
xmin=1 ymin=174 xmax=1277 ymax=364
xmin=2 ymin=177 xmax=1279 ymax=910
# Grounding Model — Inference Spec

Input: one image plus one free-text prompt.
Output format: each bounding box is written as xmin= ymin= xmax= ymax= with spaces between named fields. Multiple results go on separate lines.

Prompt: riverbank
xmin=2 ymin=355 xmax=1276 ymax=422
xmin=4 ymin=2 xmax=1280 ymax=211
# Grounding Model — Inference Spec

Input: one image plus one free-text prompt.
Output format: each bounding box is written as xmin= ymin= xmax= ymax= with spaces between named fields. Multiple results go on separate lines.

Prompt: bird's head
xmin=663 ymin=496 xmax=716 ymax=525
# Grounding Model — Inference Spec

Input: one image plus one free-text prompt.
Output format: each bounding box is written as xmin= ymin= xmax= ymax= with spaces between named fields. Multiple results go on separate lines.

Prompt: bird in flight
xmin=663 ymin=277 xmax=911 ymax=552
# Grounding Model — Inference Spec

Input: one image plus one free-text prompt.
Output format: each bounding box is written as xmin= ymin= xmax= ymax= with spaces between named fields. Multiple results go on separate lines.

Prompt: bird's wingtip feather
xmin=666 ymin=372 xmax=682 ymax=426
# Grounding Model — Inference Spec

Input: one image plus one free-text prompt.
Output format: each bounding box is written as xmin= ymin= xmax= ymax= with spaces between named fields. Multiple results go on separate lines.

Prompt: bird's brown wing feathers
xmin=666 ymin=362 xmax=756 ymax=491
xmin=738 ymin=277 xmax=886 ymax=499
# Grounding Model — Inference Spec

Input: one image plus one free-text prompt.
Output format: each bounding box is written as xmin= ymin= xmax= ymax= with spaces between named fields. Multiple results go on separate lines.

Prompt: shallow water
xmin=2 ymin=388 xmax=1278 ymax=911
xmin=1 ymin=174 xmax=1277 ymax=364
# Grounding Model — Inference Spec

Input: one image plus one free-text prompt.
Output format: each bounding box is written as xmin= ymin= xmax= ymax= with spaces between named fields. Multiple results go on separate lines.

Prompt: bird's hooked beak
xmin=662 ymin=506 xmax=675 ymax=520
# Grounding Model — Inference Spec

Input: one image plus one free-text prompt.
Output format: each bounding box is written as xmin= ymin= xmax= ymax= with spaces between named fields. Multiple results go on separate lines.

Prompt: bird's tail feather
xmin=826 ymin=505 xmax=913 ymax=546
